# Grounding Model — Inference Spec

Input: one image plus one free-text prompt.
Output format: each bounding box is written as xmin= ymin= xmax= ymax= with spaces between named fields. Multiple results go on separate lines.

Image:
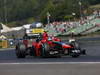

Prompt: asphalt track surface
xmin=0 ymin=37 xmax=100 ymax=75
xmin=0 ymin=63 xmax=100 ymax=75
xmin=1 ymin=36 xmax=100 ymax=63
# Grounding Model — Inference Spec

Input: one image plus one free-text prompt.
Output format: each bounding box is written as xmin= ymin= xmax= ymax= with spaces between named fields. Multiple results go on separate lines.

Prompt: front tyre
xmin=71 ymin=54 xmax=80 ymax=58
xmin=70 ymin=49 xmax=80 ymax=58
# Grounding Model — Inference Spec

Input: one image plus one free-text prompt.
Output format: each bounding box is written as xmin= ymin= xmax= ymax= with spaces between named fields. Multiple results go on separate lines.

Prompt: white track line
xmin=0 ymin=48 xmax=14 ymax=51
xmin=0 ymin=62 xmax=100 ymax=65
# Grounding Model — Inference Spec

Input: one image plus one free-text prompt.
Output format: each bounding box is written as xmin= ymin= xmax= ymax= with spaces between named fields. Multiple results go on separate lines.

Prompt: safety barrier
xmin=0 ymin=40 xmax=8 ymax=48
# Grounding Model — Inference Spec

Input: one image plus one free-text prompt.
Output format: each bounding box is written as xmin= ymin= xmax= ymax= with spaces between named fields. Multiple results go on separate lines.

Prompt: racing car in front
xmin=15 ymin=34 xmax=86 ymax=58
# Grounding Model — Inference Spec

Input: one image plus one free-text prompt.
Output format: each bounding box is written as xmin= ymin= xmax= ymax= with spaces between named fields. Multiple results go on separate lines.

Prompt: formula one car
xmin=15 ymin=34 xmax=86 ymax=58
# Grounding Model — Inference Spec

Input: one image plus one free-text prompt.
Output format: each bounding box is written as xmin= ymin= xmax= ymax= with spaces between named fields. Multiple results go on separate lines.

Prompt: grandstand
xmin=82 ymin=19 xmax=100 ymax=35
xmin=44 ymin=25 xmax=60 ymax=36
xmin=45 ymin=14 xmax=100 ymax=36
xmin=66 ymin=18 xmax=100 ymax=35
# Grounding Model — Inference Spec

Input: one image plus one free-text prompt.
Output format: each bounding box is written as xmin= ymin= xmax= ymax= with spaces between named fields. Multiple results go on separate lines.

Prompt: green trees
xmin=0 ymin=0 xmax=99 ymax=26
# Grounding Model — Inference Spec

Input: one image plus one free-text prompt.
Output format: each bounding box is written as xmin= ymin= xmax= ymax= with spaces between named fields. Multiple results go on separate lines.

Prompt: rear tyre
xmin=15 ymin=43 xmax=26 ymax=58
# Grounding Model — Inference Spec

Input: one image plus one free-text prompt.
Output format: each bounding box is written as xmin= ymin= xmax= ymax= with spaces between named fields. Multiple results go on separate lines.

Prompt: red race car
xmin=15 ymin=34 xmax=86 ymax=58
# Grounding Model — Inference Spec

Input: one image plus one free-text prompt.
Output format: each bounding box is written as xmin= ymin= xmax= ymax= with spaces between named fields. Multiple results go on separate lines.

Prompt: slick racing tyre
xmin=70 ymin=48 xmax=80 ymax=58
xmin=71 ymin=54 xmax=80 ymax=58
xmin=15 ymin=43 xmax=26 ymax=58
